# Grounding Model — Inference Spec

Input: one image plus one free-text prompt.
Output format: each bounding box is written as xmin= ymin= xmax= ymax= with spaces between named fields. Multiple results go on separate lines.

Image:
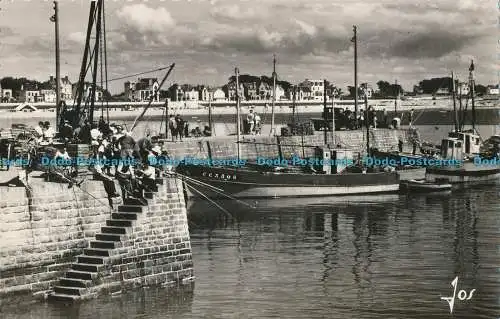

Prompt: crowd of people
xmin=41 ymin=117 xmax=175 ymax=206
xmin=168 ymin=114 xmax=212 ymax=142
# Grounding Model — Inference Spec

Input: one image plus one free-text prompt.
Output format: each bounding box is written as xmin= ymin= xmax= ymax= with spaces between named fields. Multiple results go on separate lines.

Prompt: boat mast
xmin=291 ymin=85 xmax=296 ymax=125
xmin=323 ymin=79 xmax=327 ymax=144
xmin=208 ymin=93 xmax=213 ymax=135
xmin=451 ymin=71 xmax=458 ymax=131
xmin=235 ymin=67 xmax=241 ymax=160
xmin=365 ymin=93 xmax=370 ymax=156
xmin=89 ymin=0 xmax=102 ymax=126
xmin=53 ymin=1 xmax=61 ymax=128
xmin=458 ymin=81 xmax=463 ymax=131
xmin=270 ymin=54 xmax=277 ymax=136
xmin=394 ymin=79 xmax=398 ymax=115
xmin=469 ymin=60 xmax=476 ymax=132
xmin=353 ymin=26 xmax=358 ymax=127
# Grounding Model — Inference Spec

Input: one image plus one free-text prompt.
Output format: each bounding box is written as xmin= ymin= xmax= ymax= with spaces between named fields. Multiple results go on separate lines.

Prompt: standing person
xmin=246 ymin=109 xmax=255 ymax=134
xmin=254 ymin=112 xmax=261 ymax=135
xmin=168 ymin=115 xmax=177 ymax=142
xmin=175 ymin=114 xmax=184 ymax=141
xmin=409 ymin=108 xmax=415 ymax=126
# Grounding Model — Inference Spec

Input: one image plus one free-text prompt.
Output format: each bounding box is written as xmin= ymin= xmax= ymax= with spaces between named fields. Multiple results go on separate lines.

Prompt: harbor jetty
xmin=0 ymin=170 xmax=194 ymax=305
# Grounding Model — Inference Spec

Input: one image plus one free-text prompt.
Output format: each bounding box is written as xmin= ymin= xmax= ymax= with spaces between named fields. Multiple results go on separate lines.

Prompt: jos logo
xmin=440 ymin=276 xmax=476 ymax=314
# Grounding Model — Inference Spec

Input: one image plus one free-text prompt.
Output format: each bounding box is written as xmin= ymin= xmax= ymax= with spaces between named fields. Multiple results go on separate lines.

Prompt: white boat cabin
xmin=315 ymin=147 xmax=353 ymax=174
xmin=440 ymin=138 xmax=463 ymax=161
xmin=446 ymin=131 xmax=481 ymax=156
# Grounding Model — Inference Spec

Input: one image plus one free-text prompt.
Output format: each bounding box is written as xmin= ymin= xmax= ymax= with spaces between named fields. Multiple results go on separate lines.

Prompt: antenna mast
xmin=353 ymin=26 xmax=358 ymax=128
xmin=270 ymin=54 xmax=277 ymax=136
xmin=53 ymin=1 xmax=61 ymax=129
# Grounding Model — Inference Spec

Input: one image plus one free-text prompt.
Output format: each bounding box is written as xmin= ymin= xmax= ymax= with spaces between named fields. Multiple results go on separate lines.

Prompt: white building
xmin=40 ymin=89 xmax=56 ymax=103
xmin=299 ymin=79 xmax=324 ymax=100
xmin=183 ymin=87 xmax=199 ymax=101
xmin=487 ymin=85 xmax=499 ymax=95
xmin=275 ymin=84 xmax=285 ymax=100
xmin=211 ymin=88 xmax=226 ymax=101
xmin=49 ymin=76 xmax=73 ymax=100
xmin=124 ymin=78 xmax=160 ymax=102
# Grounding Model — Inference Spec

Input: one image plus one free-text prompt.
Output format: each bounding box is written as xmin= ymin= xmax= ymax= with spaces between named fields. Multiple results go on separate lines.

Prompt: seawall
xmin=162 ymin=129 xmax=409 ymax=161
xmin=0 ymin=173 xmax=193 ymax=305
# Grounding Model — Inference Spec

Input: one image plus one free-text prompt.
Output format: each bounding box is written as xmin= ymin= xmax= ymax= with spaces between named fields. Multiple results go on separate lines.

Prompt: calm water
xmin=2 ymin=184 xmax=499 ymax=318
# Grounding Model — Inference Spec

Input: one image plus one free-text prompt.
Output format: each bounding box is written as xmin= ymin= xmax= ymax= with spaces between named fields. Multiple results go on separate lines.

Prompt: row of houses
xmin=0 ymin=76 xmax=104 ymax=103
xmin=413 ymin=83 xmax=499 ymax=96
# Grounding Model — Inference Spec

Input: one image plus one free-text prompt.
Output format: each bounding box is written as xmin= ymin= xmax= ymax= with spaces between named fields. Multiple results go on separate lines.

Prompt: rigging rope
xmin=107 ymin=66 xmax=174 ymax=83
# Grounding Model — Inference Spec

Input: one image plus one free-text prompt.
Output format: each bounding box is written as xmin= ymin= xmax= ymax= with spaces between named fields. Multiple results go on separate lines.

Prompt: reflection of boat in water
xmin=186 ymin=193 xmax=401 ymax=214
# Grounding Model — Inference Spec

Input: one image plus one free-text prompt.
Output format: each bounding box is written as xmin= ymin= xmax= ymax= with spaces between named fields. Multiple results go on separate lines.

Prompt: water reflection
xmin=3 ymin=187 xmax=499 ymax=318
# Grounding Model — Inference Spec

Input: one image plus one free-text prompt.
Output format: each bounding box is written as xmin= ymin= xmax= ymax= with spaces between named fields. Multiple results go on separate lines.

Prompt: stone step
xmin=71 ymin=263 xmax=104 ymax=272
xmin=101 ymin=226 xmax=128 ymax=235
xmin=84 ymin=247 xmax=114 ymax=257
xmin=54 ymin=285 xmax=86 ymax=296
xmin=66 ymin=270 xmax=96 ymax=281
xmin=77 ymin=255 xmax=106 ymax=265
xmin=106 ymin=219 xmax=134 ymax=227
xmin=124 ymin=198 xmax=148 ymax=206
xmin=118 ymin=205 xmax=144 ymax=213
xmin=60 ymin=278 xmax=92 ymax=288
xmin=96 ymin=233 xmax=123 ymax=242
xmin=49 ymin=292 xmax=78 ymax=302
xmin=90 ymin=240 xmax=122 ymax=249
xmin=112 ymin=212 xmax=138 ymax=220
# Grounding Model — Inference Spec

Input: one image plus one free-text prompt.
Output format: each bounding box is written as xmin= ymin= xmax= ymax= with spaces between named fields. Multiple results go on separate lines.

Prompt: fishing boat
xmin=176 ymin=27 xmax=401 ymax=199
xmin=425 ymin=62 xmax=500 ymax=184
xmin=399 ymin=179 xmax=451 ymax=193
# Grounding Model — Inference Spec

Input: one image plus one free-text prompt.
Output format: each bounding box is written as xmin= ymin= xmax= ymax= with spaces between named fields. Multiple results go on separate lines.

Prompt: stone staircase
xmin=49 ymin=180 xmax=162 ymax=302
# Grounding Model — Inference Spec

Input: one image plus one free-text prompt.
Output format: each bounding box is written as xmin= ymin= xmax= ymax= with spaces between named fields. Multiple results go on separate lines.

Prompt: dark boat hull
xmin=177 ymin=164 xmax=400 ymax=199
xmin=426 ymin=161 xmax=500 ymax=184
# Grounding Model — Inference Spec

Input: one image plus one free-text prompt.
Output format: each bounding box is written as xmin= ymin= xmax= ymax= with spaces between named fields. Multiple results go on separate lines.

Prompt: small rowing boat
xmin=399 ymin=179 xmax=452 ymax=193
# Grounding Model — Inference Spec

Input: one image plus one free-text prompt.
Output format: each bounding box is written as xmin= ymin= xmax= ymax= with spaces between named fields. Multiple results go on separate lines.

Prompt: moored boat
xmin=399 ymin=178 xmax=451 ymax=193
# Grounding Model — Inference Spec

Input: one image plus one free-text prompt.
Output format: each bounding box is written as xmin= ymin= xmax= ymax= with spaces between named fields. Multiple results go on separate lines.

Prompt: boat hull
xmin=177 ymin=164 xmax=400 ymax=199
xmin=400 ymin=180 xmax=451 ymax=193
xmin=425 ymin=162 xmax=500 ymax=184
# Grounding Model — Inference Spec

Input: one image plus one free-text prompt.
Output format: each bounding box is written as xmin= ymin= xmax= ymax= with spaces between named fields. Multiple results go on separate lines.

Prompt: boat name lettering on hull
xmin=202 ymin=171 xmax=237 ymax=180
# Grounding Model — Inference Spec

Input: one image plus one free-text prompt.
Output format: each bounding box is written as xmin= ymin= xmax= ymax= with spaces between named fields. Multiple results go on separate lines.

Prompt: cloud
xmin=210 ymin=4 xmax=259 ymax=21
xmin=114 ymin=4 xmax=176 ymax=48
xmin=388 ymin=32 xmax=478 ymax=59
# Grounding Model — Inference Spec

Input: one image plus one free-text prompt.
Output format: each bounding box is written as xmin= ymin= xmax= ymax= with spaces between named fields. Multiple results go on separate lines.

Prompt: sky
xmin=0 ymin=0 xmax=498 ymax=94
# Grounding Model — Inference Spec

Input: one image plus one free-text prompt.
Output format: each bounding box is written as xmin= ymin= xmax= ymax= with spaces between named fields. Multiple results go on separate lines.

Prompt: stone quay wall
xmin=0 ymin=175 xmax=193 ymax=305
xmin=163 ymin=129 xmax=408 ymax=161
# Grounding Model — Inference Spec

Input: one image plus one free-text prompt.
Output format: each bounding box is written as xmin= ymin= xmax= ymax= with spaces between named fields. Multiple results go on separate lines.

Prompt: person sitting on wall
xmin=78 ymin=120 xmax=91 ymax=144
xmin=135 ymin=161 xmax=157 ymax=193
xmin=89 ymin=148 xmax=120 ymax=202
xmin=59 ymin=120 xmax=74 ymax=143
xmin=34 ymin=121 xmax=44 ymax=143
xmin=202 ymin=125 xmax=211 ymax=137
xmin=116 ymin=160 xmax=136 ymax=200
xmin=135 ymin=135 xmax=153 ymax=164
xmin=42 ymin=121 xmax=56 ymax=144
